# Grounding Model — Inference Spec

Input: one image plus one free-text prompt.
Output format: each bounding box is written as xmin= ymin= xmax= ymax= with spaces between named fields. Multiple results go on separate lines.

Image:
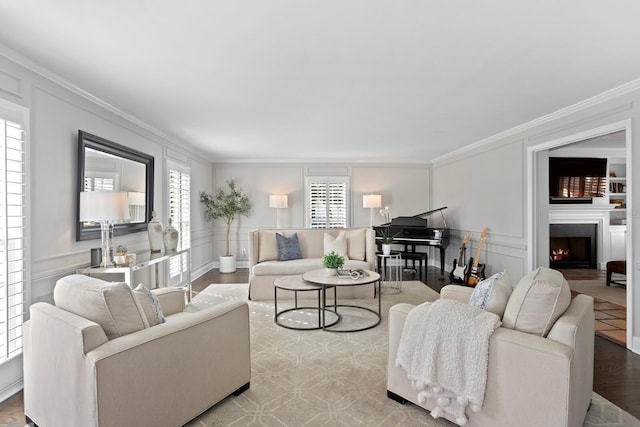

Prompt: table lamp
xmin=80 ymin=191 xmax=130 ymax=267
xmin=363 ymin=194 xmax=382 ymax=227
xmin=269 ymin=195 xmax=288 ymax=228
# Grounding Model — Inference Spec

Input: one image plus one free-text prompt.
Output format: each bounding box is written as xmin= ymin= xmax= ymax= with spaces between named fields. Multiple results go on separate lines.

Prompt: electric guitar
xmin=465 ymin=227 xmax=488 ymax=287
xmin=450 ymin=233 xmax=470 ymax=283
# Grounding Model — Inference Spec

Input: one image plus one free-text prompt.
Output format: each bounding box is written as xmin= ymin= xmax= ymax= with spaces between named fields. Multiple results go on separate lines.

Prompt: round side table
xmin=377 ymin=251 xmax=402 ymax=294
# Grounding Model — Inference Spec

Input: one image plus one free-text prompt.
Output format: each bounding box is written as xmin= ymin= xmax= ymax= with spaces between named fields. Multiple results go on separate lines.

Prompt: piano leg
xmin=439 ymin=247 xmax=445 ymax=275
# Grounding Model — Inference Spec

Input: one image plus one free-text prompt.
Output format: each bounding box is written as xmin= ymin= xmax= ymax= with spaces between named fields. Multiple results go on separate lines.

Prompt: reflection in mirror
xmin=77 ymin=131 xmax=154 ymax=241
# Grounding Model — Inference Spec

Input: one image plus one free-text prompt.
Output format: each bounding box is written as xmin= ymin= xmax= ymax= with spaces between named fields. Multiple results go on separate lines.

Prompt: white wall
xmin=0 ymin=53 xmax=216 ymax=399
xmin=209 ymin=163 xmax=431 ymax=265
xmin=432 ymin=86 xmax=640 ymax=353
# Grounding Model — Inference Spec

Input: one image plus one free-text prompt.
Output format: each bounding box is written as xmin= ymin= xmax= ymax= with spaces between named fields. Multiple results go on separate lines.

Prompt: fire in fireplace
xmin=549 ymin=223 xmax=597 ymax=269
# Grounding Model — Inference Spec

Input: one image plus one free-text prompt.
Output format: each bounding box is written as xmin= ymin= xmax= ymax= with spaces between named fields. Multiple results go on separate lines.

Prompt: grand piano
xmin=373 ymin=207 xmax=450 ymax=275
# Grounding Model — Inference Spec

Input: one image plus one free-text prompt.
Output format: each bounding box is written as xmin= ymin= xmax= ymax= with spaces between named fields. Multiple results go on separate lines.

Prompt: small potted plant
xmin=379 ymin=206 xmax=399 ymax=255
xmin=322 ymin=251 xmax=345 ymax=276
xmin=200 ymin=179 xmax=252 ymax=273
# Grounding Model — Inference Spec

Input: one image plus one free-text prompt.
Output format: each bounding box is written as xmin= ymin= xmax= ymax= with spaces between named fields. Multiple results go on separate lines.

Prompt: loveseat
xmin=248 ymin=227 xmax=377 ymax=300
xmin=24 ymin=275 xmax=251 ymax=427
xmin=387 ymin=267 xmax=595 ymax=427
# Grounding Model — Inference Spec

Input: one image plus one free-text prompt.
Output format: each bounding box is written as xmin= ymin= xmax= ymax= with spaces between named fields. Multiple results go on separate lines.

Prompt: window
xmin=83 ymin=176 xmax=114 ymax=192
xmin=0 ymin=117 xmax=26 ymax=362
xmin=305 ymin=177 xmax=349 ymax=228
xmin=168 ymin=166 xmax=190 ymax=279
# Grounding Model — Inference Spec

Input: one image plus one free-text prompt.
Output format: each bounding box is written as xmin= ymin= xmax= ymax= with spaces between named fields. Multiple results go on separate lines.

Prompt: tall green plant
xmin=200 ymin=179 xmax=251 ymax=256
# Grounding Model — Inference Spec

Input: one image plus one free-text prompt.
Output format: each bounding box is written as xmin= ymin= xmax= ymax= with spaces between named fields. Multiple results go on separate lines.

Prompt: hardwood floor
xmin=3 ymin=267 xmax=640 ymax=424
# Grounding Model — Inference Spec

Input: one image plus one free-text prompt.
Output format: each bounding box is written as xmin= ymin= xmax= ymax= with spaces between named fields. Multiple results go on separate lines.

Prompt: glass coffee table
xmin=302 ymin=269 xmax=381 ymax=332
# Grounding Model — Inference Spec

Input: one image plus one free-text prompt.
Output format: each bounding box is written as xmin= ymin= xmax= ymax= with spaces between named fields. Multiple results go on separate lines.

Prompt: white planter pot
xmin=325 ymin=268 xmax=338 ymax=277
xmin=219 ymin=255 xmax=236 ymax=273
xmin=382 ymin=244 xmax=392 ymax=256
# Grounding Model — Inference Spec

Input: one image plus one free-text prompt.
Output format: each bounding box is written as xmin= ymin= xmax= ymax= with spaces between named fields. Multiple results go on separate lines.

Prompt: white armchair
xmin=387 ymin=269 xmax=594 ymax=427
xmin=24 ymin=275 xmax=251 ymax=427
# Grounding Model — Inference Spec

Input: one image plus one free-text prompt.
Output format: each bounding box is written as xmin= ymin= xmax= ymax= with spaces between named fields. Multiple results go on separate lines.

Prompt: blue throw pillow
xmin=276 ymin=232 xmax=302 ymax=261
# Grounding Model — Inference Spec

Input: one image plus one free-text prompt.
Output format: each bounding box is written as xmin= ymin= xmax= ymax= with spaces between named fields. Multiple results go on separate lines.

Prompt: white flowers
xmin=379 ymin=206 xmax=391 ymax=223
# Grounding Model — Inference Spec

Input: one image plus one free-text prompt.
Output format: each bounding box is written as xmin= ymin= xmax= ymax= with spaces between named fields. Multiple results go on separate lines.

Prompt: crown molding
xmin=432 ymin=77 xmax=640 ymax=164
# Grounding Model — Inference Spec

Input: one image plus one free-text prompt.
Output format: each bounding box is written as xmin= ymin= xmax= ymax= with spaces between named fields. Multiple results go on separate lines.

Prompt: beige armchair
xmin=387 ymin=270 xmax=594 ymax=427
xmin=24 ymin=275 xmax=251 ymax=427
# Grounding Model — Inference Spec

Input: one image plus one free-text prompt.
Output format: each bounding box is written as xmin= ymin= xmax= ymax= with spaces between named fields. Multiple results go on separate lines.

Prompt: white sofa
xmin=248 ymin=227 xmax=377 ymax=300
xmin=387 ymin=268 xmax=595 ymax=427
xmin=24 ymin=275 xmax=251 ymax=427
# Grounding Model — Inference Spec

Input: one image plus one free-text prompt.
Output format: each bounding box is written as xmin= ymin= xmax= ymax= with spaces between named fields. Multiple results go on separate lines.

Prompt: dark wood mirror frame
xmin=76 ymin=130 xmax=154 ymax=241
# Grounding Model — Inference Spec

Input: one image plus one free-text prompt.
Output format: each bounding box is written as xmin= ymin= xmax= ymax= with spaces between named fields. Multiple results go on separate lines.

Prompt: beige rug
xmin=568 ymin=279 xmax=627 ymax=307
xmin=185 ymin=281 xmax=640 ymax=427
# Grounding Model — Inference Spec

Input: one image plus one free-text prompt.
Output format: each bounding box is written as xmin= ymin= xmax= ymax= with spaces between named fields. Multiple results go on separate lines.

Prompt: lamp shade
xmin=269 ymin=194 xmax=288 ymax=209
xmin=80 ymin=191 xmax=131 ymax=222
xmin=363 ymin=194 xmax=382 ymax=209
xmin=127 ymin=191 xmax=145 ymax=206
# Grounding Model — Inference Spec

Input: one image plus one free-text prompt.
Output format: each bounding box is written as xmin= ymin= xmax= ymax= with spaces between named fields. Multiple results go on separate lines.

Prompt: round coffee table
xmin=302 ymin=269 xmax=381 ymax=332
xmin=273 ymin=275 xmax=339 ymax=330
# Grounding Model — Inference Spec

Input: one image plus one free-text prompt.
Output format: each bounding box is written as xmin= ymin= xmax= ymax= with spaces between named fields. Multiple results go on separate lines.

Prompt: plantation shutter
xmin=0 ymin=118 xmax=26 ymax=362
xmin=306 ymin=177 xmax=349 ymax=228
xmin=168 ymin=167 xmax=190 ymax=278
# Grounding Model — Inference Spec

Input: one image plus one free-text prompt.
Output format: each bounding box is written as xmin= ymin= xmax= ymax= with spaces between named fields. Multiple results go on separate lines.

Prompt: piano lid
xmin=385 ymin=206 xmax=447 ymax=228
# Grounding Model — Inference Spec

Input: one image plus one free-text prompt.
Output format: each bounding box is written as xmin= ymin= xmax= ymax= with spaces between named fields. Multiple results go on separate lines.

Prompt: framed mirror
xmin=76 ymin=130 xmax=154 ymax=241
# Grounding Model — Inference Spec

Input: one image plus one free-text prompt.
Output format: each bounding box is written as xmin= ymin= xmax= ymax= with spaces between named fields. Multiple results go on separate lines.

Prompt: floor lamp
xmin=269 ymin=194 xmax=288 ymax=228
xmin=363 ymin=194 xmax=382 ymax=227
xmin=80 ymin=191 xmax=130 ymax=267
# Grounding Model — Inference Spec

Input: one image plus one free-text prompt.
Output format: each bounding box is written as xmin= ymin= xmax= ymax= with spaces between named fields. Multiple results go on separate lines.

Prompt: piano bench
xmin=400 ymin=252 xmax=427 ymax=281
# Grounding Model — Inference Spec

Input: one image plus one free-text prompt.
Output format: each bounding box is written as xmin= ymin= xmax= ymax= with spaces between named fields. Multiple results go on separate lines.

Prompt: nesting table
xmin=274 ymin=269 xmax=381 ymax=332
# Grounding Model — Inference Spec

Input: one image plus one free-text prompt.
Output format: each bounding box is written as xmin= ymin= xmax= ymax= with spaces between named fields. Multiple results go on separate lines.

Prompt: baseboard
xmin=0 ymin=378 xmax=23 ymax=404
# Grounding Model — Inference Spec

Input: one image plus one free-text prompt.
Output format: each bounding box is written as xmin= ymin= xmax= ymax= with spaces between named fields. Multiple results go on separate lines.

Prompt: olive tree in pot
xmin=200 ymin=179 xmax=251 ymax=273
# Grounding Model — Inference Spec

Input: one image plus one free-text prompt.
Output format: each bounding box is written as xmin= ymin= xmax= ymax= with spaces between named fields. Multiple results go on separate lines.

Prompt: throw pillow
xmin=53 ymin=274 xmax=147 ymax=340
xmin=133 ymin=284 xmax=167 ymax=327
xmin=502 ymin=267 xmax=571 ymax=337
xmin=324 ymin=231 xmax=349 ymax=259
xmin=276 ymin=232 xmax=303 ymax=261
xmin=258 ymin=229 xmax=278 ymax=262
xmin=346 ymin=228 xmax=366 ymax=261
xmin=468 ymin=271 xmax=512 ymax=318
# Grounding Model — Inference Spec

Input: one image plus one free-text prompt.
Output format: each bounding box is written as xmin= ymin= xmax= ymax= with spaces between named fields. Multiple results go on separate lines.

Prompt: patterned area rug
xmin=185 ymin=281 xmax=640 ymax=427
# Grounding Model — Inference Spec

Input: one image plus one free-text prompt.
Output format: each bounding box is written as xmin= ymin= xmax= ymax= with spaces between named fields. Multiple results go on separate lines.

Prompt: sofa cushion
xmin=276 ymin=232 xmax=303 ymax=261
xmin=324 ymin=231 xmax=349 ymax=259
xmin=253 ymin=258 xmax=370 ymax=276
xmin=468 ymin=271 xmax=512 ymax=318
xmin=133 ymin=284 xmax=167 ymax=327
xmin=346 ymin=228 xmax=366 ymax=261
xmin=258 ymin=229 xmax=279 ymax=262
xmin=53 ymin=274 xmax=147 ymax=340
xmin=502 ymin=267 xmax=571 ymax=337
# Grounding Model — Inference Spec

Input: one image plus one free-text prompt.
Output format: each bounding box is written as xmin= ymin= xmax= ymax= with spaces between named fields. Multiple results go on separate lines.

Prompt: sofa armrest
xmin=249 ymin=229 xmax=259 ymax=269
xmin=152 ymin=286 xmax=185 ymax=316
xmin=440 ymin=284 xmax=472 ymax=303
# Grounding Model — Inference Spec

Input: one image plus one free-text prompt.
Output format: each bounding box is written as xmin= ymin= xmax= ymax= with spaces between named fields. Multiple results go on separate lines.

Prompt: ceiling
xmin=1 ymin=1 xmax=640 ymax=163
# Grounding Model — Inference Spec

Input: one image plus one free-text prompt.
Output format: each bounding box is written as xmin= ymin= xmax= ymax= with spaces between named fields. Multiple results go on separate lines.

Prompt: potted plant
xmin=379 ymin=206 xmax=398 ymax=255
xmin=322 ymin=251 xmax=345 ymax=276
xmin=200 ymin=179 xmax=251 ymax=273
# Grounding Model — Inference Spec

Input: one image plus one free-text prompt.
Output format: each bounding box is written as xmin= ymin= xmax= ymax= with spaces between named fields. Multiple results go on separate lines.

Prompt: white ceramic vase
xmin=163 ymin=218 xmax=179 ymax=251
xmin=382 ymin=244 xmax=391 ymax=256
xmin=325 ymin=268 xmax=338 ymax=277
xmin=148 ymin=211 xmax=164 ymax=253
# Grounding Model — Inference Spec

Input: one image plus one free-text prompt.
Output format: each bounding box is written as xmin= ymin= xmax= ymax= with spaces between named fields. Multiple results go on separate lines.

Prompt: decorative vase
xmin=326 ymin=268 xmax=338 ymax=277
xmin=382 ymin=244 xmax=391 ymax=256
xmin=163 ymin=218 xmax=179 ymax=251
xmin=219 ymin=254 xmax=236 ymax=273
xmin=148 ymin=211 xmax=164 ymax=253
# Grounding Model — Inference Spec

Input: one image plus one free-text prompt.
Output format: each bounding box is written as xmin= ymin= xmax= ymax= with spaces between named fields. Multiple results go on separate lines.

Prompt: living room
xmin=0 ymin=2 xmax=639 ymax=426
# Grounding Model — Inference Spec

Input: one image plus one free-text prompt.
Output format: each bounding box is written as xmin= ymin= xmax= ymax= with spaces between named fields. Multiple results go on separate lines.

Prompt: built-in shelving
xmin=608 ymin=159 xmax=626 ymax=226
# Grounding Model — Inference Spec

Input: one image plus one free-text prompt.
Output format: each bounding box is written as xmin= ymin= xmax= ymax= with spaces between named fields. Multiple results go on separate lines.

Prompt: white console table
xmin=79 ymin=248 xmax=192 ymax=300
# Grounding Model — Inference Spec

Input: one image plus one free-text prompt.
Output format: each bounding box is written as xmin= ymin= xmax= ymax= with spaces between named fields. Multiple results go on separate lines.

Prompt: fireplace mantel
xmin=548 ymin=204 xmax=617 ymax=269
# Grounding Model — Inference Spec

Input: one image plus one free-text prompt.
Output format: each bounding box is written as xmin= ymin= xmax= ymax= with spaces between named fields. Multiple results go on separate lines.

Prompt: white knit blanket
xmin=395 ymin=299 xmax=501 ymax=426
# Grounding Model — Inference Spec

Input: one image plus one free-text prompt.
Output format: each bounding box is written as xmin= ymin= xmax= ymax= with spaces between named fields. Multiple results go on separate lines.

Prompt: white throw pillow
xmin=258 ymin=229 xmax=278 ymax=262
xmin=54 ymin=274 xmax=147 ymax=340
xmin=468 ymin=271 xmax=512 ymax=318
xmin=324 ymin=231 xmax=349 ymax=259
xmin=502 ymin=267 xmax=571 ymax=337
xmin=346 ymin=228 xmax=366 ymax=261
xmin=133 ymin=284 xmax=166 ymax=327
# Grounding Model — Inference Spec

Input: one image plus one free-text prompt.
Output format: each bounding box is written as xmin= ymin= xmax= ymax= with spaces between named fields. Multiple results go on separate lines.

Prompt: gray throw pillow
xmin=276 ymin=232 xmax=302 ymax=261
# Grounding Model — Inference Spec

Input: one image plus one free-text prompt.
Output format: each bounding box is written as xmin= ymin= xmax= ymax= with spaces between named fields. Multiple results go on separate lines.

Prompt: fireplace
xmin=549 ymin=223 xmax=597 ymax=269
